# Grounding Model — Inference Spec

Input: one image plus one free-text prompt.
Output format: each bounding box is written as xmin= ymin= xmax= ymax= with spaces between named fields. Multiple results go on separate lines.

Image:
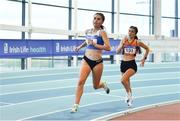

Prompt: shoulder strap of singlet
xmin=85 ymin=29 xmax=92 ymax=35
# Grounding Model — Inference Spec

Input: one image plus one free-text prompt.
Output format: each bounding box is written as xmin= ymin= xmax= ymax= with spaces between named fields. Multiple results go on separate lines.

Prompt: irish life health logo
xmin=56 ymin=43 xmax=60 ymax=52
xmin=3 ymin=43 xmax=8 ymax=54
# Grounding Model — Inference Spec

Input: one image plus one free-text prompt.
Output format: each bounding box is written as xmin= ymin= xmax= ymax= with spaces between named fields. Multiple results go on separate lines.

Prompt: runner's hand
xmin=75 ymin=46 xmax=80 ymax=52
xmin=140 ymin=59 xmax=145 ymax=67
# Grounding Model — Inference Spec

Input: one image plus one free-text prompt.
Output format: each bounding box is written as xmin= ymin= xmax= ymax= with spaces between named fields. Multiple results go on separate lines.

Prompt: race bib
xmin=124 ymin=46 xmax=136 ymax=54
xmin=92 ymin=39 xmax=97 ymax=44
xmin=86 ymin=35 xmax=97 ymax=45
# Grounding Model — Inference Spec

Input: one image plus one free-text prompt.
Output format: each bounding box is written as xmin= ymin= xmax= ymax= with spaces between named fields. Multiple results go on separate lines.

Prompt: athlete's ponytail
xmin=100 ymin=25 xmax=104 ymax=29
xmin=134 ymin=36 xmax=138 ymax=40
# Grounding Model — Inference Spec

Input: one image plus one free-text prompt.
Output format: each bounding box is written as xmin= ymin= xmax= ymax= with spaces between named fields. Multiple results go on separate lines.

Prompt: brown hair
xmin=94 ymin=13 xmax=105 ymax=29
xmin=130 ymin=26 xmax=138 ymax=39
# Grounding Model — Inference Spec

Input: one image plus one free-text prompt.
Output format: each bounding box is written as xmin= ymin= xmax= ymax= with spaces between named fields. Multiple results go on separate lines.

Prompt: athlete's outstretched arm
xmin=75 ymin=41 xmax=87 ymax=52
xmin=116 ymin=38 xmax=125 ymax=54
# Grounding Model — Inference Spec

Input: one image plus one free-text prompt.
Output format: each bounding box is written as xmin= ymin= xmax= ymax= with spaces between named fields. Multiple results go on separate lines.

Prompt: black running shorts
xmin=120 ymin=60 xmax=137 ymax=73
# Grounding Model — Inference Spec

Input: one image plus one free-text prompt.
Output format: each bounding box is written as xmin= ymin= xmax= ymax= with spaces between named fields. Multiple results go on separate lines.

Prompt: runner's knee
xmin=78 ymin=79 xmax=85 ymax=87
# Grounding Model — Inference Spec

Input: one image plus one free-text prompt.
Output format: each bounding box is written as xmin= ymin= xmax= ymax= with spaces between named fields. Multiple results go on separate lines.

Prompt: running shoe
xmin=70 ymin=104 xmax=79 ymax=113
xmin=127 ymin=98 xmax=133 ymax=107
xmin=103 ymin=81 xmax=110 ymax=94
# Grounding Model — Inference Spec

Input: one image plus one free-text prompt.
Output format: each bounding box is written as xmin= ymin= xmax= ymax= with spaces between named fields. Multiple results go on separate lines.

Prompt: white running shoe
xmin=127 ymin=98 xmax=133 ymax=107
xmin=70 ymin=104 xmax=79 ymax=113
xmin=103 ymin=81 xmax=110 ymax=94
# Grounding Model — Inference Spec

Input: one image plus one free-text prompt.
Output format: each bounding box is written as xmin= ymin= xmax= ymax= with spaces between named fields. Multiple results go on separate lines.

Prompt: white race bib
xmin=92 ymin=39 xmax=97 ymax=44
xmin=124 ymin=46 xmax=136 ymax=54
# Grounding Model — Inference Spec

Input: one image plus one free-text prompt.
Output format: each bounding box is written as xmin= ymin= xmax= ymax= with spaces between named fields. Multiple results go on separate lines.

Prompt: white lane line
xmin=1 ymin=76 xmax=179 ymax=96
xmin=1 ymin=66 xmax=180 ymax=80
xmin=18 ymin=92 xmax=180 ymax=121
xmin=0 ymin=102 xmax=13 ymax=105
xmin=0 ymin=71 xmax=78 ymax=80
xmin=1 ymin=84 xmax=179 ymax=108
xmin=1 ymin=71 xmax=180 ymax=87
xmin=0 ymin=66 xmax=81 ymax=74
xmin=91 ymin=100 xmax=180 ymax=121
xmin=0 ymin=63 xmax=177 ymax=74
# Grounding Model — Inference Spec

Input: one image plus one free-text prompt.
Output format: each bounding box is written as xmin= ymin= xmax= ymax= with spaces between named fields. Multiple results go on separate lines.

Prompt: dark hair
xmin=130 ymin=26 xmax=138 ymax=39
xmin=130 ymin=26 xmax=138 ymax=34
xmin=94 ymin=13 xmax=105 ymax=29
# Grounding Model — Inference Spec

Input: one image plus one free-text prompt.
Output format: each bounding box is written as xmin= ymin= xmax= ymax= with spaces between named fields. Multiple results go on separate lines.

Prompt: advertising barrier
xmin=0 ymin=39 xmax=120 ymax=58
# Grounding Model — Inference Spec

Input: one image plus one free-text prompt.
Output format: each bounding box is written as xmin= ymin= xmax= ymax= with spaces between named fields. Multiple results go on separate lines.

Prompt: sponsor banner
xmin=0 ymin=39 xmax=28 ymax=58
xmin=53 ymin=39 xmax=85 ymax=56
xmin=0 ymin=39 xmax=120 ymax=58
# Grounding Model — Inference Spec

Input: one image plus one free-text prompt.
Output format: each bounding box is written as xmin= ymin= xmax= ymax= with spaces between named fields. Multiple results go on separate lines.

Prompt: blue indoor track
xmin=0 ymin=62 xmax=180 ymax=120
